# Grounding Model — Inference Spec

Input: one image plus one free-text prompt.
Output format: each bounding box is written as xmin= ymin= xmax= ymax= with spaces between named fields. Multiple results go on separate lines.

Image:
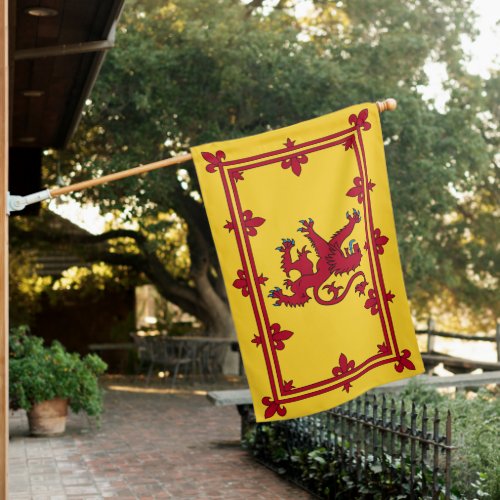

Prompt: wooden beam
xmin=14 ymin=39 xmax=115 ymax=60
xmin=421 ymin=353 xmax=500 ymax=373
xmin=0 ymin=0 xmax=9 ymax=497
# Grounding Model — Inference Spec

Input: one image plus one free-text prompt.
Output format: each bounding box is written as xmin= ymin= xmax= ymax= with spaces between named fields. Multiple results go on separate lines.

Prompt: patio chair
xmin=131 ymin=333 xmax=192 ymax=386
xmin=130 ymin=332 xmax=154 ymax=376
xmin=200 ymin=342 xmax=227 ymax=381
xmin=159 ymin=337 xmax=193 ymax=386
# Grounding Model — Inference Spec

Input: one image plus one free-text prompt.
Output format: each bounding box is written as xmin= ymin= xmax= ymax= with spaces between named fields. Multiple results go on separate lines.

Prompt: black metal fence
xmin=246 ymin=393 xmax=453 ymax=499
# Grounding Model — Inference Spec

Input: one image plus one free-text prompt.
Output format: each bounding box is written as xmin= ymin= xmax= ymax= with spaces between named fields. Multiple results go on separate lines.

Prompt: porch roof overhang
xmin=10 ymin=0 xmax=125 ymax=150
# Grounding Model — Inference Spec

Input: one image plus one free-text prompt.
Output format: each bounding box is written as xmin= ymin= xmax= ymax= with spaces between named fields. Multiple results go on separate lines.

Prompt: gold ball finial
xmin=376 ymin=98 xmax=397 ymax=113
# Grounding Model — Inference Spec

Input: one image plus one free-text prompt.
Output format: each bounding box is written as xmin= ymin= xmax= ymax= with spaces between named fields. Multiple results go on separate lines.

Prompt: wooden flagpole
xmin=49 ymin=99 xmax=397 ymax=199
xmin=50 ymin=154 xmax=193 ymax=197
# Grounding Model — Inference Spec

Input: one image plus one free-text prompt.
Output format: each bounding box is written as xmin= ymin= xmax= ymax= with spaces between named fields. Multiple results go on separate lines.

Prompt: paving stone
xmin=9 ymin=376 xmax=312 ymax=499
xmin=7 ymin=484 xmax=30 ymax=494
xmin=60 ymin=475 xmax=95 ymax=486
xmin=64 ymin=485 xmax=100 ymax=495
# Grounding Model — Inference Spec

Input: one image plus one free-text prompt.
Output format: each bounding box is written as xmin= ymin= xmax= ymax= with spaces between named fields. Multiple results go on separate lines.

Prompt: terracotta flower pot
xmin=27 ymin=397 xmax=69 ymax=436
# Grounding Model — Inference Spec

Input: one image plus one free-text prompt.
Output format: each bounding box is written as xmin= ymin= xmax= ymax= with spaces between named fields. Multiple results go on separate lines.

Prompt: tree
xmin=41 ymin=0 xmax=498 ymax=334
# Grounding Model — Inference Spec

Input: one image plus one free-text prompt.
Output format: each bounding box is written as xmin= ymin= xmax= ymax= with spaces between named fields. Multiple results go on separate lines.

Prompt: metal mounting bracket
xmin=7 ymin=189 xmax=52 ymax=215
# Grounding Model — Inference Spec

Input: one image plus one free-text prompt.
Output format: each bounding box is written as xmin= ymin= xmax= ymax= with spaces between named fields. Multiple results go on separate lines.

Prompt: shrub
xmin=9 ymin=325 xmax=108 ymax=418
xmin=245 ymin=382 xmax=499 ymax=498
xmin=443 ymin=390 xmax=499 ymax=499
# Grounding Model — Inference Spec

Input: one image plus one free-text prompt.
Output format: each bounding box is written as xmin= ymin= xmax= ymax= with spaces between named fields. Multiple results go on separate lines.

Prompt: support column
xmin=0 ymin=0 xmax=9 ymax=497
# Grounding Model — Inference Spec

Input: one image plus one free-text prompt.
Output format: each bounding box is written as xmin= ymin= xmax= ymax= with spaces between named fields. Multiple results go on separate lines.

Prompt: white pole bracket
xmin=7 ymin=189 xmax=52 ymax=215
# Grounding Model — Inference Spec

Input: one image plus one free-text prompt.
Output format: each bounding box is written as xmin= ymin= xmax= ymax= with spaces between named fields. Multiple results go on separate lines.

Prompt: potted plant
xmin=9 ymin=326 xmax=107 ymax=436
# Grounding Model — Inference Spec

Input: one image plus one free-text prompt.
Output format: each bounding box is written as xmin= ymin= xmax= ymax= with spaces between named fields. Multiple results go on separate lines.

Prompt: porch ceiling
xmin=10 ymin=0 xmax=125 ymax=150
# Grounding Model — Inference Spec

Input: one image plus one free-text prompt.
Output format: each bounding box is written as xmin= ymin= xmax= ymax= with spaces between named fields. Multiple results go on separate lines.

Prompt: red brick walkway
xmin=9 ymin=379 xmax=312 ymax=499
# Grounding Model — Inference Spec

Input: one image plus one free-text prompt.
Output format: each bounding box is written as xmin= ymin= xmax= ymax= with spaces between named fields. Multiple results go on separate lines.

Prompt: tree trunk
xmin=194 ymin=272 xmax=234 ymax=336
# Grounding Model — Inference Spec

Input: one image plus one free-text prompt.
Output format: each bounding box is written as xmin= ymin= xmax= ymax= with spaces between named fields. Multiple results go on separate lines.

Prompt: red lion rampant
xmin=269 ymin=209 xmax=368 ymax=307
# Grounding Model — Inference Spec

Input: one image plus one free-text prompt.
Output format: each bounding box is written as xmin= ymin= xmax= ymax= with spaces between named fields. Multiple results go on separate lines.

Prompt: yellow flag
xmin=191 ymin=103 xmax=424 ymax=422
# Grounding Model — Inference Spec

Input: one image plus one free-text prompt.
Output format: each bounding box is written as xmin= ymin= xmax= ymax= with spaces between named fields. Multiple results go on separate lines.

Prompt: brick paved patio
xmin=9 ymin=377 xmax=312 ymax=499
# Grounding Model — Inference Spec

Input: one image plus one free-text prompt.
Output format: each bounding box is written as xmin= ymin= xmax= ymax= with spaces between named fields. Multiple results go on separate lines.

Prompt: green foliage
xmin=245 ymin=385 xmax=500 ymax=498
xmin=246 ymin=421 xmax=447 ymax=498
xmin=401 ymin=381 xmax=499 ymax=497
xmin=9 ymin=211 xmax=140 ymax=328
xmin=444 ymin=390 xmax=500 ymax=499
xmin=400 ymin=377 xmax=446 ymax=406
xmin=45 ymin=0 xmax=498 ymax=326
xmin=9 ymin=326 xmax=108 ymax=417
xmin=8 ymin=249 xmax=52 ymax=326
